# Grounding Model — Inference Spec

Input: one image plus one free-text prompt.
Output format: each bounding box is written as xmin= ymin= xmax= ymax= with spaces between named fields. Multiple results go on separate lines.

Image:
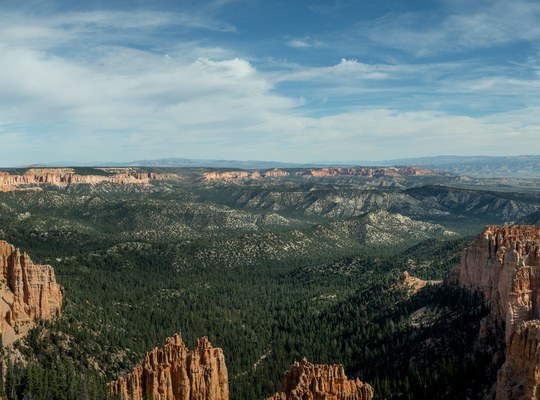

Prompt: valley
xmin=0 ymin=167 xmax=539 ymax=399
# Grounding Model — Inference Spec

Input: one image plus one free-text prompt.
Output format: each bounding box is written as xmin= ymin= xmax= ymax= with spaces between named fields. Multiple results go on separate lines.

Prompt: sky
xmin=1 ymin=0 xmax=540 ymax=166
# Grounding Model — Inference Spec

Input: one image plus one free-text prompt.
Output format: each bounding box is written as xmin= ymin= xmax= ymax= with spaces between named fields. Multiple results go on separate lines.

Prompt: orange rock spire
xmin=267 ymin=358 xmax=374 ymax=400
xmin=0 ymin=240 xmax=63 ymax=344
xmin=107 ymin=334 xmax=229 ymax=400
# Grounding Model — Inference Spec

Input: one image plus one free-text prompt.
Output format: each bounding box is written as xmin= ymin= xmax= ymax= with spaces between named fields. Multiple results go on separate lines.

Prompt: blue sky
xmin=1 ymin=0 xmax=540 ymax=165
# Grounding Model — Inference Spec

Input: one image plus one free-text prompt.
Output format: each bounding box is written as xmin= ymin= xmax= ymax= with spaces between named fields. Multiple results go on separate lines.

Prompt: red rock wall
xmin=0 ymin=240 xmax=63 ymax=343
xmin=458 ymin=226 xmax=540 ymax=400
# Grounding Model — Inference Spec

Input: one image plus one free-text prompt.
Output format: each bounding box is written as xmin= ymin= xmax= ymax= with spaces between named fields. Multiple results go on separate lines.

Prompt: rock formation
xmin=202 ymin=169 xmax=289 ymax=182
xmin=0 ymin=168 xmax=173 ymax=191
xmin=202 ymin=167 xmax=434 ymax=182
xmin=495 ymin=320 xmax=540 ymax=399
xmin=458 ymin=225 xmax=540 ymax=400
xmin=459 ymin=225 xmax=540 ymax=342
xmin=267 ymin=358 xmax=374 ymax=400
xmin=301 ymin=167 xmax=435 ymax=178
xmin=0 ymin=240 xmax=63 ymax=344
xmin=107 ymin=334 xmax=228 ymax=400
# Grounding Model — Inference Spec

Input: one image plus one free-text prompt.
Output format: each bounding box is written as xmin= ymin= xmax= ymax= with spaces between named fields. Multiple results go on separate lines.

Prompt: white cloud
xmin=286 ymin=38 xmax=325 ymax=49
xmin=0 ymin=6 xmax=540 ymax=165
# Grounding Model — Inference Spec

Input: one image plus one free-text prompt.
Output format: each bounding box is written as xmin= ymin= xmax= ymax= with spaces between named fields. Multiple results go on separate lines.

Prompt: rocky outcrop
xmin=0 ymin=168 xmax=173 ymax=191
xmin=301 ymin=167 xmax=435 ymax=178
xmin=202 ymin=169 xmax=289 ymax=182
xmin=107 ymin=334 xmax=228 ymax=400
xmin=267 ymin=358 xmax=374 ymax=400
xmin=459 ymin=225 xmax=540 ymax=342
xmin=0 ymin=240 xmax=63 ymax=344
xmin=495 ymin=320 xmax=540 ymax=399
xmin=202 ymin=167 xmax=434 ymax=182
xmin=458 ymin=225 xmax=540 ymax=399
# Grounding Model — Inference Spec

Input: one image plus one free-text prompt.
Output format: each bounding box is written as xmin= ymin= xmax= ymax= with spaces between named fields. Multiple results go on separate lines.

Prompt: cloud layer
xmin=0 ymin=2 xmax=539 ymax=165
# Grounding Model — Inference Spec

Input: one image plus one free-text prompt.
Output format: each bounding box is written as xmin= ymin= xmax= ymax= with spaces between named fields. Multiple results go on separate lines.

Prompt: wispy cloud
xmin=286 ymin=38 xmax=325 ymax=49
xmin=361 ymin=0 xmax=540 ymax=56
xmin=0 ymin=2 xmax=540 ymax=165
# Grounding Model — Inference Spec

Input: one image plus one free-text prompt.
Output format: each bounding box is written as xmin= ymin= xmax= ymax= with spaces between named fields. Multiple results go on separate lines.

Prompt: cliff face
xmin=267 ymin=358 xmax=374 ymax=400
xmin=202 ymin=167 xmax=435 ymax=182
xmin=495 ymin=320 xmax=540 ymax=399
xmin=0 ymin=168 xmax=172 ymax=191
xmin=458 ymin=225 xmax=540 ymax=400
xmin=459 ymin=225 xmax=540 ymax=342
xmin=203 ymin=169 xmax=289 ymax=181
xmin=107 ymin=334 xmax=228 ymax=400
xmin=0 ymin=240 xmax=63 ymax=344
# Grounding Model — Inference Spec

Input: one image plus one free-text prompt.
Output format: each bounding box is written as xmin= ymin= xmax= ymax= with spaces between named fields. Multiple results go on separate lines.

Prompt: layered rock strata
xmin=0 ymin=168 xmax=172 ymax=191
xmin=0 ymin=240 xmax=63 ymax=344
xmin=459 ymin=225 xmax=540 ymax=342
xmin=458 ymin=225 xmax=540 ymax=399
xmin=203 ymin=169 xmax=289 ymax=181
xmin=107 ymin=334 xmax=228 ymax=400
xmin=495 ymin=320 xmax=540 ymax=399
xmin=267 ymin=358 xmax=374 ymax=400
xmin=202 ymin=167 xmax=435 ymax=182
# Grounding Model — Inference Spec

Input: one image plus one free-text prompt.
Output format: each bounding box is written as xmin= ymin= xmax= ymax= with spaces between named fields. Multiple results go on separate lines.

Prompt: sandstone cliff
xmin=0 ymin=168 xmax=173 ymax=191
xmin=107 ymin=334 xmax=228 ymax=400
xmin=495 ymin=320 xmax=540 ymax=399
xmin=301 ymin=167 xmax=434 ymax=178
xmin=0 ymin=240 xmax=63 ymax=345
xmin=458 ymin=225 xmax=540 ymax=400
xmin=202 ymin=169 xmax=289 ymax=181
xmin=267 ymin=358 xmax=374 ymax=400
xmin=459 ymin=225 xmax=540 ymax=342
xmin=202 ymin=167 xmax=435 ymax=182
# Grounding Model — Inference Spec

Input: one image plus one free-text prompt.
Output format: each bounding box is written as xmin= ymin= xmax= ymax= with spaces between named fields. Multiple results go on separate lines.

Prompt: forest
xmin=0 ymin=170 xmax=536 ymax=399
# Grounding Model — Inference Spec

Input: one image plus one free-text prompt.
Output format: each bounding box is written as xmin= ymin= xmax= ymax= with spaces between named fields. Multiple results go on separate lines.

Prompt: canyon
xmin=0 ymin=240 xmax=63 ymax=345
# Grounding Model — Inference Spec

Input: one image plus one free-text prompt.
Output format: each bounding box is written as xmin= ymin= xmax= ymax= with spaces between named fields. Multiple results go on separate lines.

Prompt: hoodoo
xmin=107 ymin=334 xmax=229 ymax=400
xmin=267 ymin=358 xmax=374 ymax=400
xmin=0 ymin=240 xmax=63 ymax=345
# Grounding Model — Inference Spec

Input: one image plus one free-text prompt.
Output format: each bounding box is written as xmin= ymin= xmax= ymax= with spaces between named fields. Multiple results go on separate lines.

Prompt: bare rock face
xmin=267 ymin=358 xmax=374 ymax=400
xmin=107 ymin=334 xmax=228 ymax=400
xmin=458 ymin=225 xmax=540 ymax=400
xmin=495 ymin=320 xmax=540 ymax=399
xmin=0 ymin=240 xmax=63 ymax=344
xmin=0 ymin=168 xmax=173 ymax=191
xmin=301 ymin=167 xmax=435 ymax=178
xmin=459 ymin=225 xmax=540 ymax=342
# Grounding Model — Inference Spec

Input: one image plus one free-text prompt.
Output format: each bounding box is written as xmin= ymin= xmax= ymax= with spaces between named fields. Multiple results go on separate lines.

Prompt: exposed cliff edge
xmin=458 ymin=225 xmax=540 ymax=400
xmin=267 ymin=358 xmax=374 ymax=400
xmin=0 ymin=240 xmax=63 ymax=345
xmin=107 ymin=334 xmax=228 ymax=400
xmin=459 ymin=225 xmax=540 ymax=342
xmin=202 ymin=167 xmax=436 ymax=182
xmin=495 ymin=320 xmax=540 ymax=399
xmin=0 ymin=168 xmax=174 ymax=191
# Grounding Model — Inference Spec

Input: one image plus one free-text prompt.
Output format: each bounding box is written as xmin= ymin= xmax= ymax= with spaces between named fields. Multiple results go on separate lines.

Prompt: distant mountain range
xmin=24 ymin=155 xmax=540 ymax=177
